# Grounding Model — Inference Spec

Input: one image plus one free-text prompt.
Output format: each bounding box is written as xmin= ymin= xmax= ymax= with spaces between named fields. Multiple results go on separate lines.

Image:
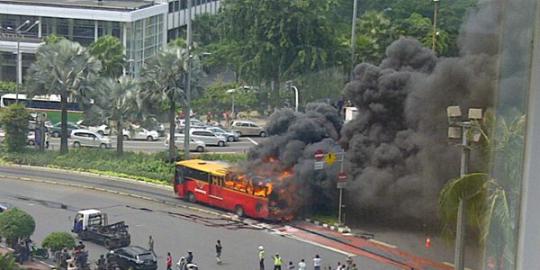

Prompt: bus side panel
xmin=219 ymin=188 xmax=269 ymax=219
xmin=184 ymin=179 xmax=210 ymax=204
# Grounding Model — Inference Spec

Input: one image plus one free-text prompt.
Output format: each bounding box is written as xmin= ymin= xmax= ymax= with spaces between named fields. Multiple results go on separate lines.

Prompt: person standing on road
xmin=216 ymin=240 xmax=223 ymax=264
xmin=298 ymin=259 xmax=306 ymax=270
xmin=313 ymin=254 xmax=321 ymax=270
xmin=288 ymin=261 xmax=295 ymax=269
xmin=258 ymin=246 xmax=265 ymax=270
xmin=273 ymin=253 xmax=283 ymax=270
xmin=166 ymin=252 xmax=173 ymax=270
xmin=148 ymin=236 xmax=155 ymax=256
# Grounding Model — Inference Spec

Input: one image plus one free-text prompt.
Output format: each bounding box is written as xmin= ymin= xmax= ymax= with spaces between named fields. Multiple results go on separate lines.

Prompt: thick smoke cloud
xmin=237 ymin=103 xmax=343 ymax=217
xmin=341 ymin=0 xmax=504 ymax=223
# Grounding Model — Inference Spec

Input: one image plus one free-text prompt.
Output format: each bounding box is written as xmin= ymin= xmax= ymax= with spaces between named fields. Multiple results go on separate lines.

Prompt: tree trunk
xmin=168 ymin=101 xmax=176 ymax=162
xmin=116 ymin=118 xmax=123 ymax=155
xmin=60 ymin=93 xmax=68 ymax=154
xmin=271 ymin=76 xmax=281 ymax=110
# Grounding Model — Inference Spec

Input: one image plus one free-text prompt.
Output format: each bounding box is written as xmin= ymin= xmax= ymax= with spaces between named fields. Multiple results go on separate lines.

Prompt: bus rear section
xmin=173 ymin=159 xmax=282 ymax=220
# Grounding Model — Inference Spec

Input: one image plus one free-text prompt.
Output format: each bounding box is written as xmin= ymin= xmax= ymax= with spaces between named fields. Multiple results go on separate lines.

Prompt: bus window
xmin=182 ymin=167 xmax=210 ymax=182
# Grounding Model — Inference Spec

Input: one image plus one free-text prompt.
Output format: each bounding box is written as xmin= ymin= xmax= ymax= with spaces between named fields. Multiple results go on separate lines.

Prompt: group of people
xmin=162 ymin=238 xmax=222 ymax=270
xmin=56 ymin=241 xmax=89 ymax=269
xmin=258 ymin=246 xmax=358 ymax=270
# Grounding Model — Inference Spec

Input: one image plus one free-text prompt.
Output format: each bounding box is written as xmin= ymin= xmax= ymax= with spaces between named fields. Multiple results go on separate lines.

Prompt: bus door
xmin=209 ymin=175 xmax=224 ymax=203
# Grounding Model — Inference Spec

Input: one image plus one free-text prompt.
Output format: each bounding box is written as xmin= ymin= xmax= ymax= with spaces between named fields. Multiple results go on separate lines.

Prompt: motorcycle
xmin=31 ymin=245 xmax=49 ymax=260
xmin=176 ymin=257 xmax=199 ymax=270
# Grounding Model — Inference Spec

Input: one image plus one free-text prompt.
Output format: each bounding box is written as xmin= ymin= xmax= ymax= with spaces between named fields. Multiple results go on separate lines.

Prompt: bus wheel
xmin=187 ymin=192 xmax=196 ymax=203
xmin=235 ymin=205 xmax=245 ymax=217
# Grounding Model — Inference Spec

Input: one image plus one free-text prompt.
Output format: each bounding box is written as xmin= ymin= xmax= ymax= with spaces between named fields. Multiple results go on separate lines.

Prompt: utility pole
xmin=183 ymin=0 xmax=193 ymax=160
xmin=350 ymin=0 xmax=359 ymax=80
xmin=454 ymin=124 xmax=469 ymax=270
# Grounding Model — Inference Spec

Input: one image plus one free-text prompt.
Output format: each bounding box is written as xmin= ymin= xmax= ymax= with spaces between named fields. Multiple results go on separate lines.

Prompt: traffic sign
xmin=314 ymin=161 xmax=324 ymax=170
xmin=337 ymin=182 xmax=347 ymax=189
xmin=324 ymin=152 xmax=337 ymax=165
xmin=338 ymin=172 xmax=348 ymax=182
xmin=314 ymin=149 xmax=325 ymax=161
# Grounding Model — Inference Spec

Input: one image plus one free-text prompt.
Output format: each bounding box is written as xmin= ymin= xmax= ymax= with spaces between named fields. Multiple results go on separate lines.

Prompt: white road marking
xmin=369 ymin=239 xmax=397 ymax=249
xmin=247 ymin=137 xmax=259 ymax=145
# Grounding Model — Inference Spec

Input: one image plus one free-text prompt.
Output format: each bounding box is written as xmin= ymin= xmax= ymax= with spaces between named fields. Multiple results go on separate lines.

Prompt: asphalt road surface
xmin=46 ymin=136 xmax=264 ymax=154
xmin=0 ymin=166 xmax=396 ymax=270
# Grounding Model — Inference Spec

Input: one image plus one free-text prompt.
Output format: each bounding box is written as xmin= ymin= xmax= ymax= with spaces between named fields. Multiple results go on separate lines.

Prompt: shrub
xmin=0 ymin=208 xmax=35 ymax=247
xmin=42 ymin=232 xmax=76 ymax=252
xmin=0 ymin=253 xmax=20 ymax=270
xmin=0 ymin=104 xmax=30 ymax=152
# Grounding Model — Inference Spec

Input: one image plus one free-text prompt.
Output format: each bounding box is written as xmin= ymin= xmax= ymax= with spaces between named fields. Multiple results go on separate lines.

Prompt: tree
xmin=0 ymin=104 xmax=30 ymax=152
xmin=139 ymin=45 xmax=203 ymax=161
xmin=25 ymin=39 xmax=101 ymax=154
xmin=354 ymin=11 xmax=396 ymax=64
xmin=192 ymin=83 xmax=257 ymax=116
xmin=89 ymin=35 xmax=126 ymax=79
xmin=0 ymin=208 xmax=35 ymax=247
xmin=220 ymin=0 xmax=345 ymax=107
xmin=0 ymin=253 xmax=19 ymax=270
xmin=42 ymin=232 xmax=76 ymax=252
xmin=92 ymin=76 xmax=139 ymax=155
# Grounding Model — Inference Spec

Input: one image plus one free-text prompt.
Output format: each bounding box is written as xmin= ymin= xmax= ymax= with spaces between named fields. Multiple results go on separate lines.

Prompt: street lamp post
xmin=285 ymin=81 xmax=299 ymax=112
xmin=432 ymin=0 xmax=440 ymax=52
xmin=183 ymin=0 xmax=193 ymax=161
xmin=226 ymin=89 xmax=236 ymax=116
xmin=350 ymin=0 xmax=359 ymax=80
xmin=447 ymin=106 xmax=483 ymax=270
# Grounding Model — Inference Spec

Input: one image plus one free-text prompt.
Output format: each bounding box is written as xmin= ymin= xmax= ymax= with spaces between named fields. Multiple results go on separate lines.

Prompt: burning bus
xmin=172 ymin=159 xmax=296 ymax=221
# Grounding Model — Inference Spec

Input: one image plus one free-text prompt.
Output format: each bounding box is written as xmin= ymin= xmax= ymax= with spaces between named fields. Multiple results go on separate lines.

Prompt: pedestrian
xmin=258 ymin=246 xmax=265 ymax=270
xmin=288 ymin=261 xmax=295 ymax=270
xmin=166 ymin=252 xmax=173 ymax=270
xmin=273 ymin=253 xmax=283 ymax=270
xmin=186 ymin=251 xmax=194 ymax=264
xmin=313 ymin=254 xmax=321 ymax=270
xmin=148 ymin=235 xmax=155 ymax=255
xmin=335 ymin=262 xmax=343 ymax=270
xmin=349 ymin=264 xmax=358 ymax=270
xmin=345 ymin=256 xmax=353 ymax=270
xmin=216 ymin=240 xmax=223 ymax=264
xmin=298 ymin=259 xmax=306 ymax=270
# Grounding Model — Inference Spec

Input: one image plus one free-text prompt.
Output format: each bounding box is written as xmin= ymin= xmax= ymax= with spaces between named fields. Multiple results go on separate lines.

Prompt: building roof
xmin=0 ymin=0 xmax=155 ymax=11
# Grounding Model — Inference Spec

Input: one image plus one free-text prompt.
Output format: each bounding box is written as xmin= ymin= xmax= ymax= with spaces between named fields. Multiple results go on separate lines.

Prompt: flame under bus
xmin=173 ymin=159 xmax=283 ymax=220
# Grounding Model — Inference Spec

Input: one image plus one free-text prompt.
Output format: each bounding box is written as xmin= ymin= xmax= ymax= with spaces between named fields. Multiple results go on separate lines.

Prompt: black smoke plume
xmin=235 ymin=103 xmax=343 ymax=217
xmin=340 ymin=0 xmax=505 ymax=223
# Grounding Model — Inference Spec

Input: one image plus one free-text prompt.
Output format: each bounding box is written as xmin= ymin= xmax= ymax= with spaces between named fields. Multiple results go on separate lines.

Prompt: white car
xmin=123 ymin=128 xmax=159 ymax=141
xmin=178 ymin=119 xmax=207 ymax=129
xmin=230 ymin=120 xmax=267 ymax=137
xmin=205 ymin=126 xmax=240 ymax=142
xmin=71 ymin=129 xmax=112 ymax=149
xmin=77 ymin=121 xmax=111 ymax=136
xmin=0 ymin=129 xmax=4 ymax=142
xmin=164 ymin=134 xmax=206 ymax=152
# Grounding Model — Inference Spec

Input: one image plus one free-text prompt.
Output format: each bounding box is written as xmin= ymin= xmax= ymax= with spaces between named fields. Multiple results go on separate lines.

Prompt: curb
xmin=303 ymin=218 xmax=351 ymax=234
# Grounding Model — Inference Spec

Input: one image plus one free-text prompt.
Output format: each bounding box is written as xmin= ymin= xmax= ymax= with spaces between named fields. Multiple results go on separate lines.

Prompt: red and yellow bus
xmin=173 ymin=159 xmax=280 ymax=220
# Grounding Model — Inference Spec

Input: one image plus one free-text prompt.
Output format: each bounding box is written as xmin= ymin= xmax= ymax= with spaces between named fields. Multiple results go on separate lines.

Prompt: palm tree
xmin=92 ymin=76 xmax=139 ymax=155
xmin=26 ymin=39 xmax=101 ymax=153
xmin=439 ymin=115 xmax=525 ymax=270
xmin=0 ymin=253 xmax=19 ymax=270
xmin=139 ymin=45 xmax=203 ymax=161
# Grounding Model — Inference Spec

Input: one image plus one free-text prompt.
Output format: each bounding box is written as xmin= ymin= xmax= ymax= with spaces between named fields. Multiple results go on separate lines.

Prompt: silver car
xmin=165 ymin=134 xmax=206 ymax=152
xmin=189 ymin=129 xmax=227 ymax=147
xmin=230 ymin=121 xmax=267 ymax=137
xmin=71 ymin=129 xmax=112 ymax=149
xmin=205 ymin=127 xmax=239 ymax=142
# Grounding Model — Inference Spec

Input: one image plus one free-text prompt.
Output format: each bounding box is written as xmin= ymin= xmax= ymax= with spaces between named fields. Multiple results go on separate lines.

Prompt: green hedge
xmin=0 ymin=148 xmax=246 ymax=183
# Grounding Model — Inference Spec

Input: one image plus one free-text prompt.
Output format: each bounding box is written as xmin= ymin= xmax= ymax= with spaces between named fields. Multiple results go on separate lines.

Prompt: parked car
xmin=178 ymin=119 xmax=207 ymax=129
xmin=205 ymin=126 xmax=239 ymax=142
xmin=230 ymin=120 xmax=267 ymax=137
xmin=188 ymin=128 xmax=227 ymax=147
xmin=123 ymin=128 xmax=159 ymax=141
xmin=106 ymin=246 xmax=157 ymax=270
xmin=165 ymin=134 xmax=206 ymax=152
xmin=50 ymin=122 xmax=80 ymax=137
xmin=27 ymin=130 xmax=50 ymax=148
xmin=71 ymin=129 xmax=112 ymax=149
xmin=77 ymin=121 xmax=111 ymax=136
xmin=0 ymin=202 xmax=12 ymax=213
xmin=0 ymin=128 xmax=4 ymax=142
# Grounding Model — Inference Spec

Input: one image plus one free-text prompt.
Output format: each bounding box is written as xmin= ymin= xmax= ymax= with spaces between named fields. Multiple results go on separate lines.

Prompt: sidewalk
xmin=279 ymin=221 xmax=453 ymax=270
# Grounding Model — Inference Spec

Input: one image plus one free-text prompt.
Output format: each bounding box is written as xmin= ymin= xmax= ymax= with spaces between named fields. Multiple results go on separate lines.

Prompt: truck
xmin=72 ymin=209 xmax=131 ymax=250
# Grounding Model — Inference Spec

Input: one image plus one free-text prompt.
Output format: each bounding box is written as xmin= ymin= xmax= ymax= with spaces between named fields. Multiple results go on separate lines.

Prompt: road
xmin=0 ymin=166 xmax=395 ymax=270
xmin=46 ymin=136 xmax=264 ymax=154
